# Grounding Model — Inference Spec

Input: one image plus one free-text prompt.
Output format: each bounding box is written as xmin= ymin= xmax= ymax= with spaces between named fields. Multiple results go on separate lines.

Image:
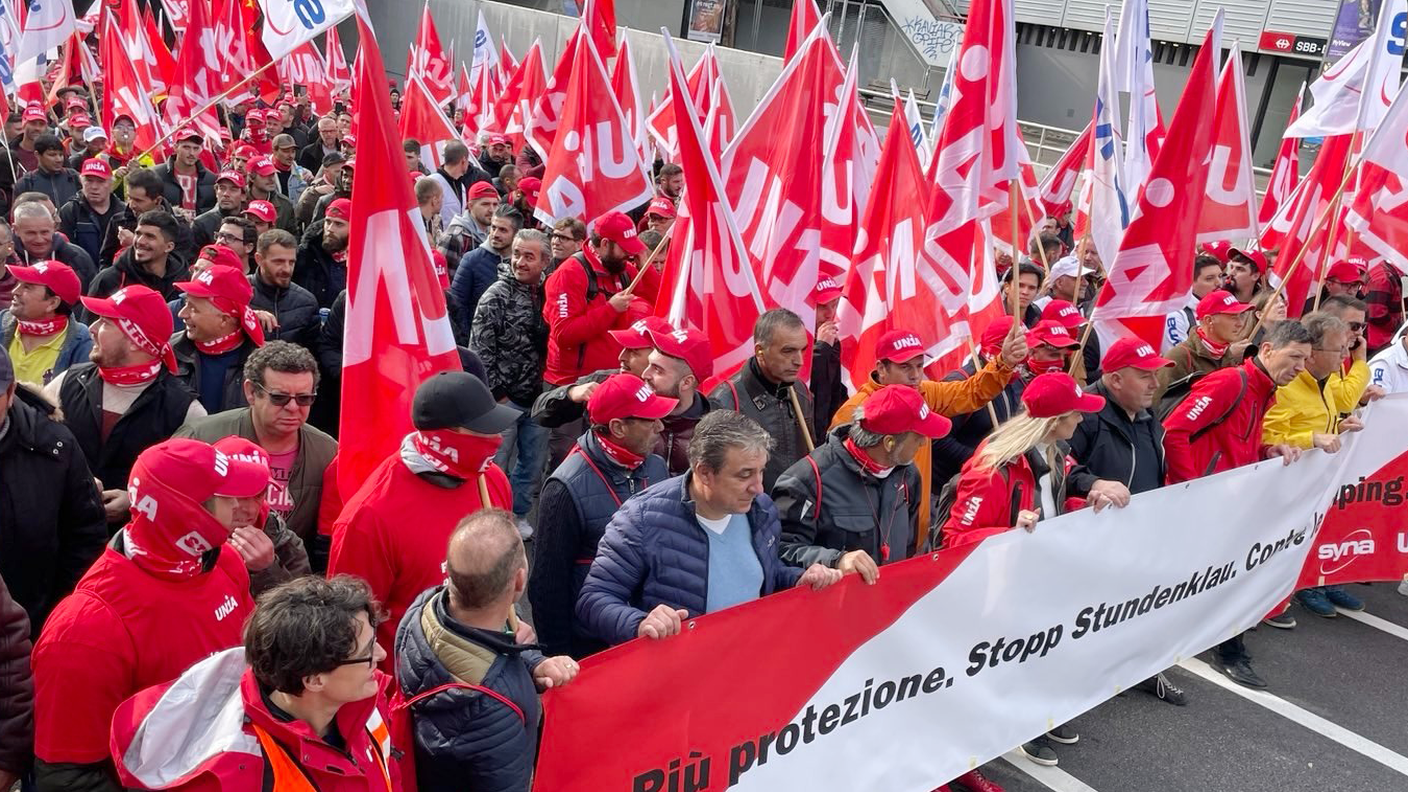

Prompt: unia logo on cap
xmin=635 ymin=384 xmax=653 ymax=402
xmin=630 ymin=319 xmax=649 ymax=333
xmin=128 ymin=475 xmax=159 ymax=521
xmin=1049 ymin=325 xmax=1070 ymax=336
xmin=1136 ymin=344 xmax=1155 ymax=357
xmin=1222 ymin=295 xmax=1239 ymax=307
xmin=32 ymin=262 xmax=48 ymax=273
xmin=1058 ymin=305 xmax=1079 ymax=318
xmin=919 ymin=403 xmax=931 ymax=420
xmin=213 ymin=449 xmax=230 ymax=477
xmin=196 ymin=269 xmax=216 ymax=285
xmin=894 ymin=334 xmax=922 ymax=350
xmin=111 ymin=288 xmax=129 ymax=305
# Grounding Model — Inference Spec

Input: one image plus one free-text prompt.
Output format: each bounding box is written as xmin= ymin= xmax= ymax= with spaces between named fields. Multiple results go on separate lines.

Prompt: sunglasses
xmin=1347 ymin=321 xmax=1366 ymax=332
xmin=254 ymin=382 xmax=316 ymax=407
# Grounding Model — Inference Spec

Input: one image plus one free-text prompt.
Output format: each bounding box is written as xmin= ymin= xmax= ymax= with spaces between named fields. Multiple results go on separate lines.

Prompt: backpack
xmin=388 ymin=680 xmax=526 ymax=792
xmin=930 ymin=466 xmax=1008 ymax=552
xmin=1158 ymin=367 xmax=1248 ymax=443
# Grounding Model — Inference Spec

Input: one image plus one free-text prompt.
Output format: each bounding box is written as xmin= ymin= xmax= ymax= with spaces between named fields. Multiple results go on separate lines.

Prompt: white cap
xmin=83 ymin=127 xmax=107 ymax=143
xmin=1049 ymin=255 xmax=1090 ymax=281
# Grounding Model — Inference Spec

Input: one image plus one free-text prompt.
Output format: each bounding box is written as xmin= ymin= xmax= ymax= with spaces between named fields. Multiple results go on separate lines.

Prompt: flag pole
xmin=622 ymin=220 xmax=676 ymax=295
xmin=969 ymin=340 xmax=1001 ymax=426
xmin=1312 ymin=132 xmax=1361 ymax=314
xmin=1244 ymin=155 xmax=1363 ymax=342
xmin=1021 ymin=189 xmax=1050 ymax=276
xmin=1008 ymin=182 xmax=1024 ymax=321
xmin=132 ymin=60 xmax=279 ymax=163
xmin=788 ymin=387 xmax=815 ymax=452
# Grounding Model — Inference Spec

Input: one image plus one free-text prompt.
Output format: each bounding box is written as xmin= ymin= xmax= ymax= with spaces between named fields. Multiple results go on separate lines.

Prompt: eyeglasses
xmin=332 ymin=652 xmax=376 ymax=668
xmin=215 ymin=232 xmax=243 ymax=245
xmin=1347 ymin=321 xmax=1366 ymax=332
xmin=254 ymin=382 xmax=316 ymax=406
xmin=550 ymin=233 xmax=578 ymax=243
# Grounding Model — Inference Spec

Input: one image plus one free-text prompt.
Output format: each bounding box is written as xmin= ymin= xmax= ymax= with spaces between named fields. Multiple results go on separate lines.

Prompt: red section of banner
xmin=533 ymin=544 xmax=979 ymax=791
xmin=1297 ymin=447 xmax=1408 ymax=588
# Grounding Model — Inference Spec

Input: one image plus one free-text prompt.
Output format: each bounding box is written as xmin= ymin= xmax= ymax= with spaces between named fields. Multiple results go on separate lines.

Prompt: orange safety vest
xmin=252 ymin=720 xmax=393 ymax=792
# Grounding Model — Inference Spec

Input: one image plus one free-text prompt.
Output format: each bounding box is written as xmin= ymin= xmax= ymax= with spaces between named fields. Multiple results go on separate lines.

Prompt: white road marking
xmin=1341 ymin=609 xmax=1408 ymax=642
xmin=999 ymin=750 xmax=1103 ymax=792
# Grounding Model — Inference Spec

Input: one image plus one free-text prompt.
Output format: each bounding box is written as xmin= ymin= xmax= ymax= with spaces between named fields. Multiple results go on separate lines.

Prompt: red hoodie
xmin=541 ymin=248 xmax=660 ymax=385
xmin=1163 ymin=357 xmax=1278 ymax=483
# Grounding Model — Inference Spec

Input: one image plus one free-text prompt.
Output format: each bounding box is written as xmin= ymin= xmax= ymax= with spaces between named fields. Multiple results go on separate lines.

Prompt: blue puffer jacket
xmin=396 ymin=587 xmax=546 ymax=792
xmin=575 ymin=473 xmax=804 ymax=646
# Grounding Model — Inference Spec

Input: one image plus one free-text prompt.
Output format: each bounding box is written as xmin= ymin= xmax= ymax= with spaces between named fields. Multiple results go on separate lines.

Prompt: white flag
xmin=14 ymin=0 xmax=75 ymax=64
xmin=1284 ymin=0 xmax=1406 ymax=138
xmin=256 ymin=0 xmax=360 ymax=62
xmin=472 ymin=9 xmax=499 ymax=72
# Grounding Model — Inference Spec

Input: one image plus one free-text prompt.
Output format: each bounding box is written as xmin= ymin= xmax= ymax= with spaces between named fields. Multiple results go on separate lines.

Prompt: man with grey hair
xmin=577 ymin=410 xmax=842 ymax=648
xmin=11 ymin=202 xmax=96 ymax=290
xmin=415 ymin=175 xmax=444 ymax=241
xmin=709 ymin=308 xmax=815 ymax=490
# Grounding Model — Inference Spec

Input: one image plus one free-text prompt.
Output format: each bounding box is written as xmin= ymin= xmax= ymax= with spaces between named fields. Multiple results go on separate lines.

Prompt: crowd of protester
xmin=0 ymin=75 xmax=1399 ymax=792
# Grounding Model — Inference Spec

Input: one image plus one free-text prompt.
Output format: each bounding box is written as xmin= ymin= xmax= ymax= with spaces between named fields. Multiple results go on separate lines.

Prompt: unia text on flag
xmin=1091 ymin=13 xmax=1222 ymax=352
xmin=920 ymin=0 xmax=1020 ymax=374
xmin=611 ymin=34 xmax=649 ymax=163
xmin=137 ymin=2 xmax=175 ymax=93
xmin=533 ymin=31 xmax=653 ymax=229
xmin=399 ymin=71 xmax=459 ymax=170
xmin=338 ymin=14 xmax=461 ymax=498
xmin=408 ymin=2 xmax=455 ymax=106
xmin=818 ymin=45 xmax=865 ymax=283
xmin=1037 ymin=122 xmax=1090 ymax=218
xmin=99 ymin=6 xmax=161 ymax=152
xmin=649 ymin=30 xmax=769 ymax=392
xmin=722 ymin=20 xmax=844 ymax=333
xmin=1260 ymin=134 xmax=1353 ymax=317
xmin=1345 ymin=86 xmax=1408 ymax=271
xmin=1074 ymin=8 xmax=1128 ymax=270
xmin=499 ymin=39 xmax=545 ymax=151
xmin=212 ymin=0 xmax=279 ymax=106
xmin=523 ymin=29 xmax=579 ymax=160
xmin=1195 ymin=46 xmax=1258 ymax=244
xmin=255 ymin=0 xmax=359 ymax=62
xmin=835 ymin=99 xmax=944 ymax=386
xmin=1257 ymin=89 xmax=1303 ymax=226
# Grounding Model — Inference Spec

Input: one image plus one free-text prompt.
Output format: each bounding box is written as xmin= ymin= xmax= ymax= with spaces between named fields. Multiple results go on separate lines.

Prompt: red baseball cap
xmin=244 ymin=111 xmax=266 ymax=128
xmin=69 ymin=114 xmax=92 ymax=127
xmin=608 ymin=316 xmax=670 ymax=349
xmin=1021 ymin=372 xmax=1106 ymax=418
xmin=176 ymin=264 xmax=265 ymax=346
xmin=875 ymin=329 xmax=925 ymax=364
xmin=1026 ymin=320 xmax=1079 ymax=348
xmin=517 ymin=176 xmax=541 ymax=204
xmin=232 ymin=143 xmax=259 ymax=160
xmin=247 ymin=156 xmax=276 ymax=176
xmin=243 ymin=200 xmax=277 ymax=223
xmin=1326 ymin=260 xmax=1366 ymax=284
xmin=814 ymin=276 xmax=843 ymax=304
xmin=175 ymin=126 xmax=203 ymax=143
xmin=9 ymin=260 xmax=81 ymax=305
xmin=1040 ymin=299 xmax=1084 ymax=331
xmin=342 ymin=134 xmax=357 ymax=148
xmin=80 ymin=285 xmax=178 ymax=373
xmin=209 ymin=436 xmax=274 ymax=498
xmin=486 ymin=132 xmax=509 ymax=146
xmin=645 ymin=197 xmax=677 ymax=219
xmin=1195 ymin=289 xmax=1253 ymax=320
xmin=216 ymin=169 xmax=247 ymax=188
xmin=648 ymin=322 xmax=714 ymax=381
xmin=980 ymin=315 xmax=1017 ymax=356
xmin=80 ymin=158 xmax=112 ymax=180
xmin=587 ymin=373 xmax=678 ymax=424
xmin=467 ymin=181 xmax=499 ymax=202
xmin=65 ymin=96 xmax=86 ymax=110
xmin=1102 ymin=337 xmax=1174 ymax=372
xmin=326 ymin=198 xmax=352 ymax=220
xmin=858 ymin=384 xmax=952 ymax=438
xmin=21 ymin=105 xmax=45 ymax=124
xmin=196 ymin=244 xmax=245 ymax=271
xmin=594 ymin=210 xmax=647 ymax=255
xmin=1228 ymin=247 xmax=1269 ymax=273
xmin=128 ymin=439 xmax=266 ymax=527
xmin=1201 ymin=240 xmax=1233 ymax=263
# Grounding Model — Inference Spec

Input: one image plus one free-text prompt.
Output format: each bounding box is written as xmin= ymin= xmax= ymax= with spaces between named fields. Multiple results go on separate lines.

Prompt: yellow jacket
xmin=1262 ymin=360 xmax=1370 ymax=448
xmin=829 ymin=358 xmax=1014 ymax=551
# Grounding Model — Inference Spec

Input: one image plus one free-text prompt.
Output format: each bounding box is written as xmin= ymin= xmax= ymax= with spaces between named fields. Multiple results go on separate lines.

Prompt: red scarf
xmin=195 ymin=329 xmax=245 ymax=356
xmin=273 ymin=158 xmax=292 ymax=173
xmin=596 ymin=432 xmax=646 ymax=470
xmin=1026 ymin=354 xmax=1068 ymax=376
xmin=412 ymin=430 xmax=502 ymax=480
xmin=843 ymin=435 xmax=893 ymax=477
xmin=124 ymin=490 xmax=231 ymax=582
xmin=100 ymin=359 xmax=164 ymax=386
xmin=1196 ymin=327 xmax=1230 ymax=359
xmin=16 ymin=315 xmax=67 ymax=337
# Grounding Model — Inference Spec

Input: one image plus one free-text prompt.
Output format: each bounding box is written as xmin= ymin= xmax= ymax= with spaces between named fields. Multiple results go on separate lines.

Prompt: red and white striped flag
xmin=1345 ymin=87 xmax=1408 ymax=271
xmin=1257 ymin=89 xmax=1303 ymax=226
xmin=611 ymin=34 xmax=649 ymax=162
xmin=408 ymin=3 xmax=455 ymax=106
xmin=499 ymin=40 xmax=546 ymax=151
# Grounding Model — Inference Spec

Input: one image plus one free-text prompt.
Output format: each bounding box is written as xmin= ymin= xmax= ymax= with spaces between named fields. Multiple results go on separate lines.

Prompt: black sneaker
xmin=1216 ymin=657 xmax=1268 ymax=689
xmin=1135 ymin=672 xmax=1188 ymax=706
xmin=1045 ymin=724 xmax=1079 ymax=744
xmin=1262 ymin=611 xmax=1297 ymax=629
xmin=1019 ymin=737 xmax=1059 ymax=766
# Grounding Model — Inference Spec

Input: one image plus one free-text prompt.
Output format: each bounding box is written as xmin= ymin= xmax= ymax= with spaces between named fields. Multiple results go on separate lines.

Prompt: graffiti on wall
xmin=899 ymin=16 xmax=964 ymax=66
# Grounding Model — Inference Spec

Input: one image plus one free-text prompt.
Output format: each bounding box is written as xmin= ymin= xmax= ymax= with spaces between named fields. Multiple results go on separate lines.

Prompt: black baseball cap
xmin=412 ymin=371 xmax=519 ymax=434
xmin=322 ymin=151 xmax=348 ymax=168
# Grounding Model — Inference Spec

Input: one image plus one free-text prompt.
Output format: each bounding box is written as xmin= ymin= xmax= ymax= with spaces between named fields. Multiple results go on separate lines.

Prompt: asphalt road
xmin=964 ymin=582 xmax=1408 ymax=792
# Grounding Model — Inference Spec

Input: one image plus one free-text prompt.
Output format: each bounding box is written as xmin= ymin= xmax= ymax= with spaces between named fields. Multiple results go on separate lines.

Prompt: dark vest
xmin=547 ymin=431 xmax=667 ymax=653
xmin=58 ymin=363 xmax=195 ymax=491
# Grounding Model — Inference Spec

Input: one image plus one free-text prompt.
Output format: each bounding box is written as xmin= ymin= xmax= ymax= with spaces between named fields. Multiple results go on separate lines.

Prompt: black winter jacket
xmin=309 ymin=289 xmax=344 ymax=436
xmin=97 ymin=201 xmax=196 ymax=271
xmin=57 ymin=195 xmax=119 ymax=268
xmin=87 ymin=247 xmax=189 ymax=302
xmin=170 ymin=333 xmax=260 ymax=415
xmin=708 ymin=358 xmax=815 ymax=491
xmin=151 ymin=159 xmax=217 ymax=214
xmin=773 ymin=424 xmax=922 ymax=569
xmin=293 ymin=220 xmax=346 ymax=309
xmin=0 ymin=572 xmax=31 ymax=777
xmin=469 ymin=269 xmax=547 ymax=406
xmin=190 ymin=206 xmax=238 ymax=251
xmin=811 ymin=339 xmax=847 ymax=439
xmin=15 ymin=167 xmax=80 ymax=208
xmin=0 ymin=387 xmax=107 ymax=634
xmin=396 ymin=587 xmax=545 ymax=792
xmin=250 ymin=274 xmax=321 ymax=350
xmin=934 ymin=360 xmax=1028 ymax=485
xmin=1066 ymin=379 xmax=1166 ymax=495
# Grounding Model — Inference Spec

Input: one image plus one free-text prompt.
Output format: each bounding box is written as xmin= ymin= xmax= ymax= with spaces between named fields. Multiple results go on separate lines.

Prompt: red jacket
xmin=327 ymin=454 xmax=511 ymax=661
xmin=541 ymin=249 xmax=660 ymax=385
xmin=111 ymin=648 xmax=396 ymax=792
xmin=1163 ymin=357 xmax=1278 ymax=483
xmin=942 ymin=453 xmax=1037 ymax=549
xmin=33 ymin=545 xmax=253 ymax=764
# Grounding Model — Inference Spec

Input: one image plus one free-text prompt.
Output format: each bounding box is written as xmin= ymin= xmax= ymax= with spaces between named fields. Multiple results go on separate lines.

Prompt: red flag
xmin=990 ymin=128 xmax=1043 ymax=258
xmin=654 ymin=33 xmax=769 ymax=391
xmin=836 ymin=100 xmax=939 ymax=385
xmin=279 ymin=43 xmax=334 ymax=116
xmin=467 ymin=55 xmax=497 ymax=135
xmin=582 ymin=0 xmax=617 ymax=60
xmin=722 ymin=26 xmax=844 ymax=329
xmin=702 ymin=49 xmax=736 ymax=155
xmin=399 ymin=72 xmax=460 ymax=170
xmin=499 ymin=40 xmax=545 ymax=151
xmin=1195 ymin=48 xmax=1258 ymax=244
xmin=818 ymin=48 xmax=866 ymax=282
xmin=784 ymin=0 xmax=823 ymax=60
xmin=212 ymin=0 xmax=279 ymax=104
xmin=1038 ymin=123 xmax=1090 ymax=217
xmin=409 ymin=3 xmax=455 ymax=106
xmin=1093 ymin=17 xmax=1222 ymax=351
xmin=455 ymin=63 xmax=473 ymax=116
xmin=339 ymin=16 xmax=462 ymax=498
xmin=1345 ymin=89 xmax=1408 ymax=270
xmin=163 ymin=0 xmax=223 ymax=142
xmin=498 ymin=35 xmax=518 ymax=75
xmin=138 ymin=2 xmax=175 ymax=93
xmin=1261 ymin=134 xmax=1353 ymax=317
xmin=1258 ymin=90 xmax=1303 ymax=226
xmin=325 ymin=23 xmax=352 ymax=95
xmin=163 ymin=0 xmax=190 ymax=33
xmin=645 ymin=51 xmax=710 ymax=159
xmin=534 ymin=33 xmax=652 ymax=228
xmin=611 ymin=34 xmax=648 ymax=162
xmin=524 ymin=30 xmax=579 ymax=158
xmin=100 ymin=8 xmax=161 ymax=153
